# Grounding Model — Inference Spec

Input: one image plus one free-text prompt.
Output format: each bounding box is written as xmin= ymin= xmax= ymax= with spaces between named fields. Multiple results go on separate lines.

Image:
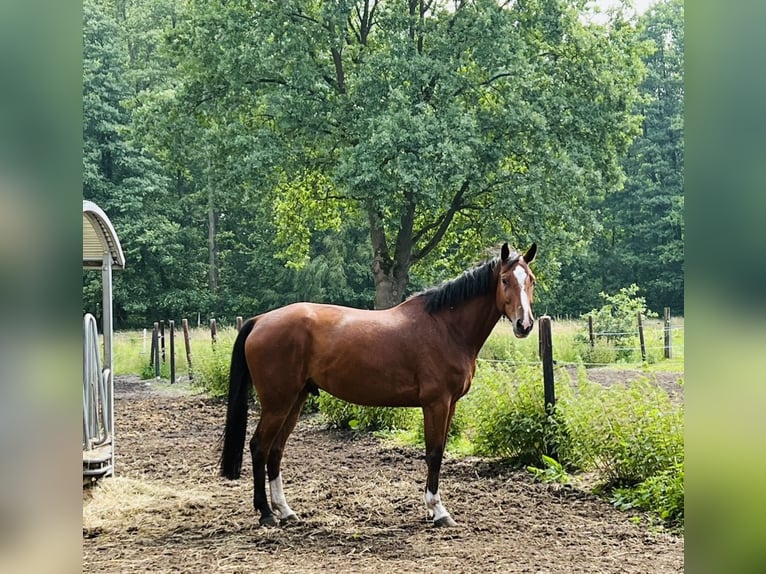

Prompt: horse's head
xmin=496 ymin=242 xmax=537 ymax=338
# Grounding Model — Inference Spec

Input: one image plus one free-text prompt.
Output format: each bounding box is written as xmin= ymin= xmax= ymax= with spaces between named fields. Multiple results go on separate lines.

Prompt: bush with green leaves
xmin=581 ymin=284 xmax=657 ymax=362
xmin=191 ymin=344 xmax=232 ymax=398
xmin=461 ymin=361 xmax=683 ymax=527
xmin=611 ymin=460 xmax=684 ymax=527
xmin=317 ymin=393 xmax=418 ymax=431
xmin=558 ymin=378 xmax=683 ymax=485
xmin=466 ymin=363 xmax=570 ymax=466
xmin=140 ymin=359 xmax=169 ymax=381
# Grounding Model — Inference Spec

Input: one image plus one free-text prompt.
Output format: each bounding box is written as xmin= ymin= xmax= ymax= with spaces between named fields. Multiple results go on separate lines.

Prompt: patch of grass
xmin=191 ymin=334 xmax=235 ymax=398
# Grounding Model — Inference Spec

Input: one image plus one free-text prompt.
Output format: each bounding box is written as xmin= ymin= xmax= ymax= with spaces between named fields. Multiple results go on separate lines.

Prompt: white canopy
xmin=83 ymin=200 xmax=125 ymax=270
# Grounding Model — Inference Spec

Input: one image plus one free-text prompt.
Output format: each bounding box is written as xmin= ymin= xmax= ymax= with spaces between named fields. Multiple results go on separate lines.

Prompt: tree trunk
xmin=207 ymin=161 xmax=218 ymax=295
xmin=207 ymin=203 xmax=218 ymax=294
xmin=368 ymin=198 xmax=414 ymax=309
xmin=371 ymin=254 xmax=410 ymax=309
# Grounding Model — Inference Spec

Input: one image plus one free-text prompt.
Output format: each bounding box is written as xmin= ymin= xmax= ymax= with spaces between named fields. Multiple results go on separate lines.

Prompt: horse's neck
xmin=440 ymin=293 xmax=502 ymax=356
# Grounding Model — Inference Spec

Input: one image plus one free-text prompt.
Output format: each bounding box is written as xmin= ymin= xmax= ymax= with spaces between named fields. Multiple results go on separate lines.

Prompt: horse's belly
xmin=313 ymin=365 xmax=421 ymax=408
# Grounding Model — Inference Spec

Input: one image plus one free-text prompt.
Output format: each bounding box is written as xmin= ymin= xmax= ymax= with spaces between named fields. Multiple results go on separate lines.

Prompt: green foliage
xmin=528 ymin=454 xmax=570 ymax=485
xmin=191 ymin=343 xmax=232 ymax=398
xmin=558 ymin=379 xmax=683 ymax=485
xmin=139 ymin=358 xmax=170 ymax=381
xmin=543 ymin=0 xmax=684 ymax=318
xmin=317 ymin=394 xmax=418 ymax=432
xmin=145 ymin=0 xmax=648 ymax=308
xmin=581 ymin=285 xmax=657 ymax=362
xmin=82 ymin=0 xmax=685 ymax=324
xmin=466 ymin=364 xmax=568 ymax=466
xmin=459 ymin=357 xmax=683 ymax=526
xmin=611 ymin=461 xmax=684 ymax=527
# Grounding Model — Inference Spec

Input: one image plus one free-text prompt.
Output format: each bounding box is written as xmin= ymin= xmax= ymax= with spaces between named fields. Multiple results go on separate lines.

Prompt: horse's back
xmin=244 ymin=301 xmax=430 ymax=407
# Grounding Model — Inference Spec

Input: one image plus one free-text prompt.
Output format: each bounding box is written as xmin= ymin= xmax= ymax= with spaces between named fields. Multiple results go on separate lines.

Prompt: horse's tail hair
xmin=220 ymin=317 xmax=257 ymax=479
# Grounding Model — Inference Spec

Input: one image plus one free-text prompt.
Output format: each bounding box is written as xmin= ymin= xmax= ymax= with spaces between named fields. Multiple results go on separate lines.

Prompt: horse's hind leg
xmin=267 ymin=388 xmax=310 ymax=523
xmin=250 ymin=411 xmax=287 ymax=527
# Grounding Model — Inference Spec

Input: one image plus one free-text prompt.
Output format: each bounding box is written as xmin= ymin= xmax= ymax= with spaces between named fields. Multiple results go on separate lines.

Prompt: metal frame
xmin=82 ymin=201 xmax=124 ymax=480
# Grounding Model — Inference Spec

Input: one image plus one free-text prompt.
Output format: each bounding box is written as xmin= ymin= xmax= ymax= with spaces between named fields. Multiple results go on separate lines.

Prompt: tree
xmin=596 ymin=0 xmax=684 ymax=314
xmin=83 ymin=0 xmax=211 ymax=326
xmin=160 ymin=0 xmax=646 ymax=308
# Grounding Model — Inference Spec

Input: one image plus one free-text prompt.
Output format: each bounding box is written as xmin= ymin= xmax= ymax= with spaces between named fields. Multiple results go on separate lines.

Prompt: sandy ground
xmin=82 ymin=376 xmax=683 ymax=573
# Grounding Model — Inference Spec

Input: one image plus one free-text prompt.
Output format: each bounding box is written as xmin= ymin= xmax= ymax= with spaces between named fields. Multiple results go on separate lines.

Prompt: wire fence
xmin=478 ymin=319 xmax=684 ymax=369
xmin=112 ymin=314 xmax=684 ymax=378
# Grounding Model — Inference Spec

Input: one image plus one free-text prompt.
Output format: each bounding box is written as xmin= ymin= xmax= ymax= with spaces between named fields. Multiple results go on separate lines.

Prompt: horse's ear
xmin=501 ymin=242 xmax=510 ymax=262
xmin=523 ymin=243 xmax=537 ymax=264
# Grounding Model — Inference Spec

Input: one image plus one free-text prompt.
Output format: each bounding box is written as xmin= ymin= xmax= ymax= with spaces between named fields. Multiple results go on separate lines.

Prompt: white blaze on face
xmin=269 ymin=475 xmax=296 ymax=520
xmin=513 ymin=265 xmax=532 ymax=329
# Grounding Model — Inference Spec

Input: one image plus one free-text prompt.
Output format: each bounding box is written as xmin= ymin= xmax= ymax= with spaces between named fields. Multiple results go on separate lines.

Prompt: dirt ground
xmin=82 ymin=375 xmax=684 ymax=574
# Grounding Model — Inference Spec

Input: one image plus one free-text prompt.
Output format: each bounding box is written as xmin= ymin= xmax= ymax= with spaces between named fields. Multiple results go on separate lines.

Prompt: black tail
xmin=220 ymin=317 xmax=257 ymax=479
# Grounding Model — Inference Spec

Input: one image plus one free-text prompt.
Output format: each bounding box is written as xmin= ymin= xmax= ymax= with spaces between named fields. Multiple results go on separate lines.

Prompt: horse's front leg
xmin=422 ymin=400 xmax=457 ymax=527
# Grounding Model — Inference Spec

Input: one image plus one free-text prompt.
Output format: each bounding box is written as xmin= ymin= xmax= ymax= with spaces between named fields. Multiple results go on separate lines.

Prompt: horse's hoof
xmin=259 ymin=515 xmax=279 ymax=528
xmin=279 ymin=513 xmax=298 ymax=526
xmin=433 ymin=515 xmax=457 ymax=528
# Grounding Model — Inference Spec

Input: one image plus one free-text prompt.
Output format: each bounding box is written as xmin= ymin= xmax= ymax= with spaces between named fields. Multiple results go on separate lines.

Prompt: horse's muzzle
xmin=514 ymin=319 xmax=534 ymax=338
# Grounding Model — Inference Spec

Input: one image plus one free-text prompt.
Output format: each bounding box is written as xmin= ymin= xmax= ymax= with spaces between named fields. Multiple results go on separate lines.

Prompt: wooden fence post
xmin=637 ymin=312 xmax=646 ymax=362
xmin=539 ymin=316 xmax=556 ymax=458
xmin=588 ymin=315 xmax=595 ymax=348
xmin=236 ymin=316 xmax=243 ymax=331
xmin=169 ymin=320 xmax=176 ymax=384
xmin=160 ymin=319 xmax=166 ymax=363
xmin=210 ymin=318 xmax=217 ymax=346
xmin=664 ymin=307 xmax=672 ymax=359
xmin=182 ymin=318 xmax=193 ymax=380
xmin=152 ymin=322 xmax=160 ymax=379
xmin=539 ymin=316 xmax=555 ymax=412
xmin=149 ymin=324 xmax=157 ymax=372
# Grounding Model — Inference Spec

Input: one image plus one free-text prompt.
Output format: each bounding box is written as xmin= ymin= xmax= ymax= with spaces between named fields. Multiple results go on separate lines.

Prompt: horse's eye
xmin=501 ymin=277 xmax=509 ymax=286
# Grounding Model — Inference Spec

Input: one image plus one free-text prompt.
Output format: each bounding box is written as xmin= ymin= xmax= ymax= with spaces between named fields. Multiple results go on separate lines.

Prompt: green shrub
xmin=192 ymin=343 xmax=232 ymax=398
xmin=467 ymin=363 xmax=569 ymax=466
xmin=528 ymin=454 xmax=570 ymax=484
xmin=581 ymin=285 xmax=657 ymax=362
xmin=479 ymin=332 xmax=517 ymax=361
xmin=558 ymin=378 xmax=683 ymax=485
xmin=581 ymin=340 xmax=618 ymax=365
xmin=611 ymin=460 xmax=684 ymax=527
xmin=302 ymin=393 xmax=320 ymax=414
xmin=317 ymin=393 xmax=418 ymax=431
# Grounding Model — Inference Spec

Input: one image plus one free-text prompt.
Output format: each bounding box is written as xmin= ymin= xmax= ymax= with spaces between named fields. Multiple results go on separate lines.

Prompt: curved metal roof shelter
xmin=83 ymin=200 xmax=125 ymax=270
xmin=82 ymin=200 xmax=124 ymax=479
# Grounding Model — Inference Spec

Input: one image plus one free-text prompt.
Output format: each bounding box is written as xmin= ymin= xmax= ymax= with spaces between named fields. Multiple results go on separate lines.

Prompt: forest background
xmin=81 ymin=0 xmax=683 ymax=327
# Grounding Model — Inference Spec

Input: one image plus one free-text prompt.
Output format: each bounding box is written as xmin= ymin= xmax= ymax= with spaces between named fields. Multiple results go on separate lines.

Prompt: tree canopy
xmin=82 ymin=0 xmax=684 ymax=326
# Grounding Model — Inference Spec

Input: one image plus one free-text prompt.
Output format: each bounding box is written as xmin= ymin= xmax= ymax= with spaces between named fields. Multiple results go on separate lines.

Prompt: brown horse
xmin=221 ymin=242 xmax=537 ymax=527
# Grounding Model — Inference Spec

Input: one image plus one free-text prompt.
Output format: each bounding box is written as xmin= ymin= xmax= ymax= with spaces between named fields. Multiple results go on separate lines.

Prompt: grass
xmin=479 ymin=317 xmax=684 ymax=370
xmin=111 ymin=316 xmax=683 ymax=380
xmin=112 ymin=326 xmax=237 ymax=383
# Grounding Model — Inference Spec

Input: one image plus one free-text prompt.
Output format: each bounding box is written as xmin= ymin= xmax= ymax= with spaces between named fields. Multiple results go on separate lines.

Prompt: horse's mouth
xmin=514 ymin=320 xmax=534 ymax=338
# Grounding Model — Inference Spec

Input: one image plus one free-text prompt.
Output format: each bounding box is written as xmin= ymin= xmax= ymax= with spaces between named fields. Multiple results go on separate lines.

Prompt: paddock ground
xmin=82 ymin=376 xmax=683 ymax=573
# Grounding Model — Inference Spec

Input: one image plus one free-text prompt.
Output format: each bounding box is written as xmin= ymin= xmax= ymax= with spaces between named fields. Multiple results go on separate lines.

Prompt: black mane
xmin=416 ymin=257 xmax=500 ymax=314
